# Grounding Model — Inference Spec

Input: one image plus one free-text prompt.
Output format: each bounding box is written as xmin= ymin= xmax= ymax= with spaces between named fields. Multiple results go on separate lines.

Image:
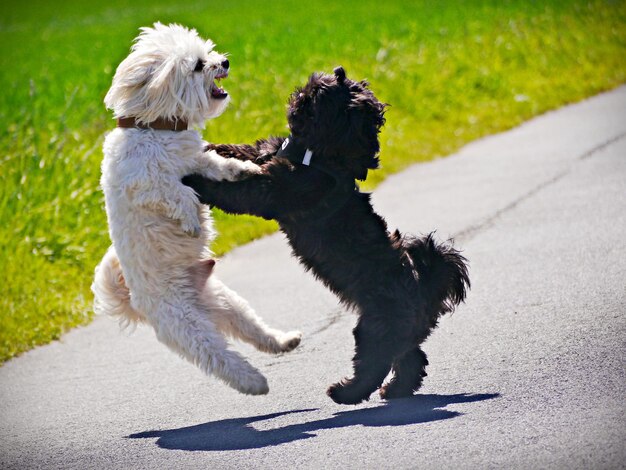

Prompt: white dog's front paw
xmin=223 ymin=159 xmax=262 ymax=181
xmin=242 ymin=160 xmax=263 ymax=175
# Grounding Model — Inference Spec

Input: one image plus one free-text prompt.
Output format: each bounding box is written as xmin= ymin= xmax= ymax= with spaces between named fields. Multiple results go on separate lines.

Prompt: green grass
xmin=1 ymin=0 xmax=625 ymax=363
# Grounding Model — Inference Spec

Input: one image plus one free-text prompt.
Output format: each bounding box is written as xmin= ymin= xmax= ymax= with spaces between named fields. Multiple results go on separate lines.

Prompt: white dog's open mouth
xmin=211 ymin=71 xmax=229 ymax=100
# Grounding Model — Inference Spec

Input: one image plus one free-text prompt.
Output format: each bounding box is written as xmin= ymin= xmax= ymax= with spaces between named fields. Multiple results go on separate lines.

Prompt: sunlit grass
xmin=1 ymin=0 xmax=625 ymax=363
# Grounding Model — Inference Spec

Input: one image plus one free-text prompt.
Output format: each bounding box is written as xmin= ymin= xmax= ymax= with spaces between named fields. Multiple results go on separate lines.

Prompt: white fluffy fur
xmin=92 ymin=23 xmax=301 ymax=395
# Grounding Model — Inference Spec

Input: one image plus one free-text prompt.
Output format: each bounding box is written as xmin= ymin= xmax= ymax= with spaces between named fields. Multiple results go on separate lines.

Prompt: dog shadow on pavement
xmin=127 ymin=393 xmax=499 ymax=451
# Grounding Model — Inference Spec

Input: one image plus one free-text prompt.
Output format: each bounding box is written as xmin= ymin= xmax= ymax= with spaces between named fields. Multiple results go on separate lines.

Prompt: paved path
xmin=1 ymin=87 xmax=625 ymax=469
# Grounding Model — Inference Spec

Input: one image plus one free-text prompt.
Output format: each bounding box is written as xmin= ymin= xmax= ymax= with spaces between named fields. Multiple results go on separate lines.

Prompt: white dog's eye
xmin=194 ymin=59 xmax=205 ymax=72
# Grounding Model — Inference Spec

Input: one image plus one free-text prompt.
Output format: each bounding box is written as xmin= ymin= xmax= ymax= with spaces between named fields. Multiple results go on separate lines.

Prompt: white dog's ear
xmin=148 ymin=58 xmax=176 ymax=92
xmin=104 ymin=56 xmax=154 ymax=112
xmin=205 ymin=39 xmax=215 ymax=51
xmin=116 ymin=57 xmax=154 ymax=88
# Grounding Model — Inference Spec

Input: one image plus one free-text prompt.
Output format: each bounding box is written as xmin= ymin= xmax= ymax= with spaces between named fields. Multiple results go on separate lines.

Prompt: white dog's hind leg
xmin=201 ymin=277 xmax=302 ymax=354
xmin=147 ymin=299 xmax=269 ymax=395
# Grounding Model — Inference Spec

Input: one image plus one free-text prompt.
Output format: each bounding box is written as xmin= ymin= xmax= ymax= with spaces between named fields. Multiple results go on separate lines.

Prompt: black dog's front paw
xmin=327 ymin=379 xmax=371 ymax=405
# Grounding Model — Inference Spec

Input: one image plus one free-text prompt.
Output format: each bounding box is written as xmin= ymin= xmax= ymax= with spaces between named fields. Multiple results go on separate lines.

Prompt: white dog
xmin=92 ymin=23 xmax=301 ymax=395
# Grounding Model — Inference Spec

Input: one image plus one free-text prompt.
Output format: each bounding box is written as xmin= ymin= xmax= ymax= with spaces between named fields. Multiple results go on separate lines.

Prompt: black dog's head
xmin=287 ymin=66 xmax=387 ymax=181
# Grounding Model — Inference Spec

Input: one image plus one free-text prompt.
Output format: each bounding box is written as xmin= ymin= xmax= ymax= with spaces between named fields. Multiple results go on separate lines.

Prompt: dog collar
xmin=275 ymin=134 xmax=358 ymax=220
xmin=275 ymin=135 xmax=314 ymax=166
xmin=117 ymin=117 xmax=189 ymax=131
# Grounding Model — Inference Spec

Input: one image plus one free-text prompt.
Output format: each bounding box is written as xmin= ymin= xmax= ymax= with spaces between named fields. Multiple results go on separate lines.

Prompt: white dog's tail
xmin=92 ymin=246 xmax=145 ymax=329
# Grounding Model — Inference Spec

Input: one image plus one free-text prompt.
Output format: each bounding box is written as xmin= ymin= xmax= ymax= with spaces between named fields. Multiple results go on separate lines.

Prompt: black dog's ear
xmin=334 ymin=66 xmax=346 ymax=83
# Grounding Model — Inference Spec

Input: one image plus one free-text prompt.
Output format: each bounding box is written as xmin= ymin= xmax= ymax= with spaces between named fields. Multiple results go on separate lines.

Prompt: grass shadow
xmin=127 ymin=392 xmax=499 ymax=451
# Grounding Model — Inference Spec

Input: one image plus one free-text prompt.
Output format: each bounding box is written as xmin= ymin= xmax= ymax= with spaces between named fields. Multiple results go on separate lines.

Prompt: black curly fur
xmin=183 ymin=67 xmax=470 ymax=404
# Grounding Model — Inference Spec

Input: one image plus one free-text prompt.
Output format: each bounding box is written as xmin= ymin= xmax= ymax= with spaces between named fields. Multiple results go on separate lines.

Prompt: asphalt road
xmin=1 ymin=87 xmax=625 ymax=469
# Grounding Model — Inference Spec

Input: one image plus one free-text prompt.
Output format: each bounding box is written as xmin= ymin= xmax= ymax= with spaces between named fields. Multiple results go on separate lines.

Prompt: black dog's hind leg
xmin=379 ymin=346 xmax=428 ymax=399
xmin=327 ymin=321 xmax=394 ymax=405
xmin=327 ymin=311 xmax=412 ymax=405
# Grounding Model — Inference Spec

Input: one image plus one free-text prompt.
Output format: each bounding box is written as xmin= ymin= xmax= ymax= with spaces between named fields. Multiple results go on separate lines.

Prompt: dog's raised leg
xmin=379 ymin=347 xmax=429 ymax=399
xmin=146 ymin=300 xmax=270 ymax=395
xmin=198 ymin=276 xmax=302 ymax=354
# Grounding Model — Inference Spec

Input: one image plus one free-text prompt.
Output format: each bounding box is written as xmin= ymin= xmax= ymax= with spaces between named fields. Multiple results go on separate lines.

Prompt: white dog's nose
xmin=221 ymin=59 xmax=229 ymax=70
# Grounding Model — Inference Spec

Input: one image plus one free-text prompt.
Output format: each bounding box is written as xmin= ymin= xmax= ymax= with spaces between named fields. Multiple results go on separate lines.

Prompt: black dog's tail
xmin=403 ymin=232 xmax=470 ymax=316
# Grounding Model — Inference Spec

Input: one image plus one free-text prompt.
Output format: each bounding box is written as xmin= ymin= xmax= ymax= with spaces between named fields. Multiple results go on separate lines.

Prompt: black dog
xmin=183 ymin=67 xmax=470 ymax=404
